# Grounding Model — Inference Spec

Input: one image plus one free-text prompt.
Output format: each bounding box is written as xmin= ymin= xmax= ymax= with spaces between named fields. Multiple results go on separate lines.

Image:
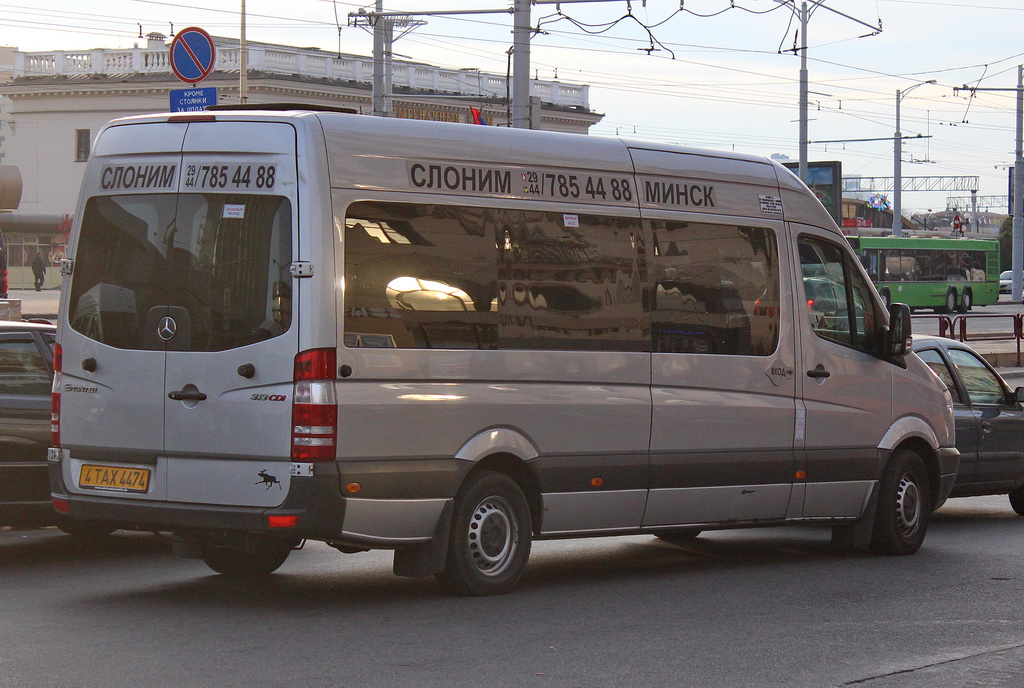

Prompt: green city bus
xmin=846 ymin=235 xmax=1000 ymax=312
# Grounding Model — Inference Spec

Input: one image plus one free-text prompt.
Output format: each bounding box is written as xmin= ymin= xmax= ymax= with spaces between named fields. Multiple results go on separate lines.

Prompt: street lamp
xmin=893 ymin=79 xmax=936 ymax=236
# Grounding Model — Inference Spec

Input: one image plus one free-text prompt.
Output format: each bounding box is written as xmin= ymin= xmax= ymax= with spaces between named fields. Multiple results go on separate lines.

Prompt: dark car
xmin=912 ymin=335 xmax=1024 ymax=513
xmin=0 ymin=320 xmax=112 ymax=535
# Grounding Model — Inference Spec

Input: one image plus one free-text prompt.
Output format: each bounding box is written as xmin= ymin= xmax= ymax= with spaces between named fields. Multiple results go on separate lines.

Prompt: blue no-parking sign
xmin=169 ymin=27 xmax=216 ymax=85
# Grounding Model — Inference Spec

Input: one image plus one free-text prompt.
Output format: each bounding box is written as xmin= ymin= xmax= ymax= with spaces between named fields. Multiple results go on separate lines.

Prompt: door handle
xmin=806 ymin=364 xmax=831 ymax=379
xmin=168 ymin=389 xmax=207 ymax=401
xmin=981 ymin=420 xmax=992 ymax=433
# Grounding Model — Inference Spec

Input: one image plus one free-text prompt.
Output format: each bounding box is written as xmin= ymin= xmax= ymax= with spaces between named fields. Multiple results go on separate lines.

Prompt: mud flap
xmin=830 ymin=483 xmax=879 ymax=552
xmin=392 ymin=500 xmax=453 ymax=578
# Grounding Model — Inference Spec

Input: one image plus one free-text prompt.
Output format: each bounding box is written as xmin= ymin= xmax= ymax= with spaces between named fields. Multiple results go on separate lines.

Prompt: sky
xmin=2 ymin=0 xmax=1022 ymax=216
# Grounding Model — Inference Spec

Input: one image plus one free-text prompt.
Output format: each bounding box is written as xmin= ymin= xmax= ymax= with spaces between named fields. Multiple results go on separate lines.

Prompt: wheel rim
xmin=947 ymin=293 xmax=956 ymax=311
xmin=895 ymin=472 xmax=922 ymax=538
xmin=467 ymin=495 xmax=519 ymax=577
xmin=964 ymin=293 xmax=971 ymax=309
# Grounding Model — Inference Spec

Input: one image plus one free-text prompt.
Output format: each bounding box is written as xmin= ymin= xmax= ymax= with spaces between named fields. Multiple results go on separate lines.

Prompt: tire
xmin=56 ymin=518 xmax=116 ymax=539
xmin=436 ymin=470 xmax=532 ymax=596
xmin=879 ymin=289 xmax=891 ymax=309
xmin=940 ymin=289 xmax=957 ymax=314
xmin=1009 ymin=486 xmax=1024 ymax=516
xmin=655 ymin=529 xmax=702 ymax=545
xmin=870 ymin=449 xmax=931 ymax=556
xmin=201 ymin=539 xmax=294 ymax=577
xmin=959 ymin=290 xmax=972 ymax=313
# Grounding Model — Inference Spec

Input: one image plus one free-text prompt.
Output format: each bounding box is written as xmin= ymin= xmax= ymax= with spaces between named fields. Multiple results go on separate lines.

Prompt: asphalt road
xmin=2 ymin=495 xmax=1023 ymax=688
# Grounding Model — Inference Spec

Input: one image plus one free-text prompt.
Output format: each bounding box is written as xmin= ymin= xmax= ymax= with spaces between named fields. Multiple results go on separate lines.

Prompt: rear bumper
xmin=49 ymin=456 xmax=469 ymax=547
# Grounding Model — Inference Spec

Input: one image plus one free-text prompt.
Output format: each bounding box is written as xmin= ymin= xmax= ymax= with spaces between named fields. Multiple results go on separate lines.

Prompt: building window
xmin=75 ymin=129 xmax=91 ymax=162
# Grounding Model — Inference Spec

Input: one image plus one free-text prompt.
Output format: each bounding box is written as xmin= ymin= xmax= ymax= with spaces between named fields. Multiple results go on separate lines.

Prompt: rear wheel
xmin=1009 ymin=486 xmax=1024 ymax=516
xmin=436 ymin=470 xmax=532 ymax=596
xmin=201 ymin=539 xmax=295 ymax=577
xmin=654 ymin=529 xmax=702 ymax=545
xmin=958 ymin=289 xmax=972 ymax=313
xmin=870 ymin=449 xmax=931 ymax=555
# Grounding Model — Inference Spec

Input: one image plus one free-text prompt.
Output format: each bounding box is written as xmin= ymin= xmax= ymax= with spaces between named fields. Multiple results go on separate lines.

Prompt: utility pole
xmin=353 ymin=2 xmax=620 ymax=128
xmin=239 ymin=0 xmax=248 ymax=103
xmin=512 ymin=0 xmax=531 ymax=128
xmin=957 ymin=67 xmax=1024 ymax=301
xmin=798 ymin=1 xmax=808 ymax=182
xmin=372 ymin=0 xmax=385 ymax=116
xmin=351 ymin=7 xmax=499 ymax=119
xmin=892 ymin=80 xmax=936 ymax=236
xmin=776 ymin=1 xmax=881 ymax=184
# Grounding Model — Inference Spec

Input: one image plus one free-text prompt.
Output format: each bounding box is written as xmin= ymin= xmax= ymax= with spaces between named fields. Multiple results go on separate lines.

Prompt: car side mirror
xmin=885 ymin=302 xmax=912 ymax=358
xmin=1016 ymin=387 xmax=1024 ymax=404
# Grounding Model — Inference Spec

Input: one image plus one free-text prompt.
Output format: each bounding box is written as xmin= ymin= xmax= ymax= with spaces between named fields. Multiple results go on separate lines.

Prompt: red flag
xmin=469 ymin=107 xmax=488 ymax=125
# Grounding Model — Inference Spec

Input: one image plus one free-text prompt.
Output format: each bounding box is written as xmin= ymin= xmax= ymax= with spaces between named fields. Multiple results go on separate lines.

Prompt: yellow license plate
xmin=79 ymin=464 xmax=151 ymax=494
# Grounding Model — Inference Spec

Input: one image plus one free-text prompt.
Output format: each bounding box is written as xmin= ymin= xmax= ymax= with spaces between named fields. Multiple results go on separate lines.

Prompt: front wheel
xmin=940 ymin=288 xmax=957 ymax=314
xmin=870 ymin=449 xmax=931 ymax=555
xmin=201 ymin=539 xmax=295 ymax=577
xmin=436 ymin=470 xmax=532 ymax=596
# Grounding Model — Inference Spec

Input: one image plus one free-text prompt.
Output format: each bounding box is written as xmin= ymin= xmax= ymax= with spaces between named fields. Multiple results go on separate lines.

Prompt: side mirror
xmin=885 ymin=302 xmax=912 ymax=358
xmin=1015 ymin=387 xmax=1024 ymax=404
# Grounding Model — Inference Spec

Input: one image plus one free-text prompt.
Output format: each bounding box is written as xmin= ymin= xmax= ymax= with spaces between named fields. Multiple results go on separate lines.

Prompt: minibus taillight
xmin=50 ymin=342 xmax=62 ymax=447
xmin=291 ymin=348 xmax=338 ymax=462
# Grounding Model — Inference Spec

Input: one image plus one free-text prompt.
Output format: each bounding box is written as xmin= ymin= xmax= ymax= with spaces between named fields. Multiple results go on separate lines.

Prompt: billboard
xmin=783 ymin=161 xmax=842 ymax=224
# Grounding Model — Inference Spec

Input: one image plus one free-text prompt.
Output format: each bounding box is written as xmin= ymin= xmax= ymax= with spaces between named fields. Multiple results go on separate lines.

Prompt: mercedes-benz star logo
xmin=157 ymin=316 xmax=177 ymax=342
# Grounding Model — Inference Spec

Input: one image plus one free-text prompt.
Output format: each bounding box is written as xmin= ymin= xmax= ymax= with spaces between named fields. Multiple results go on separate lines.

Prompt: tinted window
xmin=343 ymin=201 xmax=646 ymax=351
xmin=915 ymin=348 xmax=961 ymax=403
xmin=649 ymin=221 xmax=779 ymax=356
xmin=68 ymin=194 xmax=292 ymax=351
xmin=947 ymin=348 xmax=1005 ymax=405
xmin=0 ymin=334 xmax=50 ymax=395
xmin=799 ymin=237 xmax=880 ymax=355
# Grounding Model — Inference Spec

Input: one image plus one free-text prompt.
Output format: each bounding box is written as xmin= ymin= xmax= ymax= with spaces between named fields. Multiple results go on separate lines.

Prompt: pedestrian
xmin=31 ymin=252 xmax=46 ymax=291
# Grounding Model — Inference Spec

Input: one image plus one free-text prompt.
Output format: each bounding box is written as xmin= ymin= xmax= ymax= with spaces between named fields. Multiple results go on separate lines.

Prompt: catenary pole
xmin=1014 ymin=65 xmax=1023 ymax=301
xmin=240 ymin=0 xmax=247 ymax=103
xmin=512 ymin=0 xmax=531 ymax=128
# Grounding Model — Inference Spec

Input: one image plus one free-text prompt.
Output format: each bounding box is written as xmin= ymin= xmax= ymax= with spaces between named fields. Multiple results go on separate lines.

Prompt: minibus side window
xmin=649 ymin=221 xmax=780 ymax=356
xmin=344 ymin=201 xmax=500 ymax=350
xmin=342 ymin=200 xmax=646 ymax=352
xmin=799 ymin=237 xmax=881 ymax=355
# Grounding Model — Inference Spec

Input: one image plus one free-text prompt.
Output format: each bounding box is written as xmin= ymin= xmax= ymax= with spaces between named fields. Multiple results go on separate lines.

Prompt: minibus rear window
xmin=68 ymin=193 xmax=293 ymax=351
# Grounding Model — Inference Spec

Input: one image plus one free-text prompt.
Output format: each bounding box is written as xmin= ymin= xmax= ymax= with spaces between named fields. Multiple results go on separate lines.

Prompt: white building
xmin=0 ymin=34 xmax=600 ymax=289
